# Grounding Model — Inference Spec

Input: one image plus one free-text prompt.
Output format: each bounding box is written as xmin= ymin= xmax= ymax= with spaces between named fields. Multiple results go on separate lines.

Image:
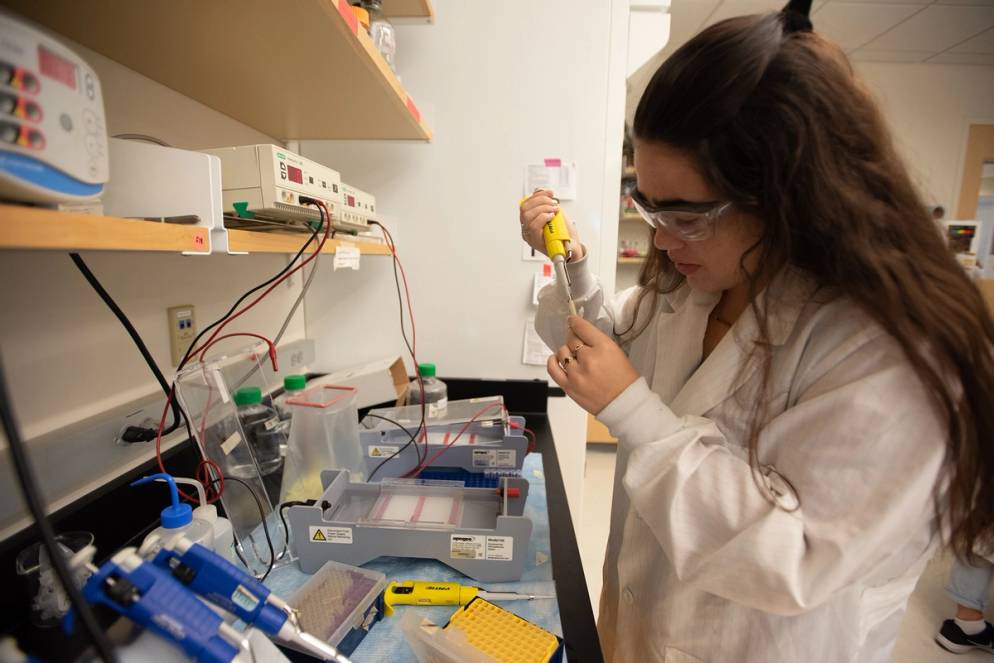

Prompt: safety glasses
xmin=631 ymin=188 xmax=733 ymax=242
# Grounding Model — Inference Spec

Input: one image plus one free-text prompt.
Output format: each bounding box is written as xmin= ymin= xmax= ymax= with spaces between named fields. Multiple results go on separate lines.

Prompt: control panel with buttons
xmin=338 ymin=183 xmax=376 ymax=232
xmin=0 ymin=12 xmax=108 ymax=204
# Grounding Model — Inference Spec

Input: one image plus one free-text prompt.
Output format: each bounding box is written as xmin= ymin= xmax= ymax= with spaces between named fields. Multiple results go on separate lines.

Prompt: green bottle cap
xmin=233 ymin=386 xmax=263 ymax=406
xmin=418 ymin=363 xmax=436 ymax=378
xmin=284 ymin=375 xmax=306 ymax=391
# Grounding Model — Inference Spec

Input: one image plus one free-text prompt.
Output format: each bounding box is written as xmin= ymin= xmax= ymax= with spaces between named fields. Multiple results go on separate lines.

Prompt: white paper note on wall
xmin=523 ymin=317 xmax=549 ymax=366
xmin=334 ymin=242 xmax=361 ymax=271
xmin=532 ymin=264 xmax=554 ymax=306
xmin=524 ymin=159 xmax=577 ymax=200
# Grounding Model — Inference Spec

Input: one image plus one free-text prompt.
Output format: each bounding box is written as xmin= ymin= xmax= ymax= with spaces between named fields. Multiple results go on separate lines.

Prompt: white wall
xmin=302 ymin=0 xmax=629 ymax=519
xmin=854 ymin=62 xmax=994 ymax=212
xmin=302 ymin=0 xmax=627 ymax=381
xmin=0 ymin=37 xmax=308 ymax=440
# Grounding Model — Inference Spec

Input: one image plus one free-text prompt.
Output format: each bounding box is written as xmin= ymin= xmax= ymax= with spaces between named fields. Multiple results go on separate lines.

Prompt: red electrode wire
xmin=375 ymin=221 xmax=429 ymax=472
xmin=155 ymin=201 xmax=329 ymax=503
xmin=412 ymin=402 xmax=506 ymax=473
xmin=509 ymin=420 xmax=537 ymax=454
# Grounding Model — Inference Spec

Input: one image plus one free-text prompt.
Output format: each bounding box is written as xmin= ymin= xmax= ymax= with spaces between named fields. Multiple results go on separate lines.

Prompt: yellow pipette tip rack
xmin=447 ymin=598 xmax=561 ymax=663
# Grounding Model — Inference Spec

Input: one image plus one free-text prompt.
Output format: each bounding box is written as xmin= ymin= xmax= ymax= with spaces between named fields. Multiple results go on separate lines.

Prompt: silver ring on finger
xmin=559 ymin=356 xmax=572 ymax=373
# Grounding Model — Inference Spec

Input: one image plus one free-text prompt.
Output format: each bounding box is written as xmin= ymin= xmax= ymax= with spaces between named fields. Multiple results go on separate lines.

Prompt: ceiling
xmin=627 ymin=0 xmax=993 ymax=117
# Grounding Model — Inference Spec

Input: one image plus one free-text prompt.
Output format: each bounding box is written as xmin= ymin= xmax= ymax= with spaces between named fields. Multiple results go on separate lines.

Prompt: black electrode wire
xmin=164 ymin=207 xmax=323 ymax=485
xmin=205 ymin=475 xmax=276 ymax=581
xmin=364 ymin=412 xmax=425 ymax=481
xmin=174 ymin=211 xmax=323 ymax=376
xmin=69 ymin=253 xmax=185 ymax=438
xmin=0 ymin=354 xmax=118 ymax=663
xmin=230 ymin=207 xmax=325 ymax=391
xmin=369 ymin=221 xmax=415 ymax=360
xmin=368 ymin=220 xmax=429 ymax=469
xmin=278 ymin=500 xmax=315 ymax=558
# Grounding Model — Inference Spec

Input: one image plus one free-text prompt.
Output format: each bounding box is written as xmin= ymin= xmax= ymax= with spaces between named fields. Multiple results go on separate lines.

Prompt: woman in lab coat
xmin=521 ymin=2 xmax=994 ymax=662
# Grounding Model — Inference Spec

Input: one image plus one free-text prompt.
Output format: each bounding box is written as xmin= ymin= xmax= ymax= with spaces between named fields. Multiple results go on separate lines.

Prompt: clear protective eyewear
xmin=631 ymin=188 xmax=733 ymax=242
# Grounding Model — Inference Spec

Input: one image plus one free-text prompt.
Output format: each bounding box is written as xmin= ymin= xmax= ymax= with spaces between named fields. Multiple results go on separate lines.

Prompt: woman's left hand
xmin=548 ymin=315 xmax=640 ymax=415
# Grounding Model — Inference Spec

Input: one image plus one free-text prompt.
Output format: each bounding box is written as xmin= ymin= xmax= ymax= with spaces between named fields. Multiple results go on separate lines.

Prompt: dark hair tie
xmin=782 ymin=0 xmax=813 ymax=33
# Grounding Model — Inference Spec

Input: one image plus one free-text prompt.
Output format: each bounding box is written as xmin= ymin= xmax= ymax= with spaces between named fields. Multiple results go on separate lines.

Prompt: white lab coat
xmin=536 ymin=257 xmax=948 ymax=663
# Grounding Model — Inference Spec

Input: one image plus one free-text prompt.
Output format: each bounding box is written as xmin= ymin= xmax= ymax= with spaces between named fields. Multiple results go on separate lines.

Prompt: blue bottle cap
xmin=131 ymin=472 xmax=193 ymax=529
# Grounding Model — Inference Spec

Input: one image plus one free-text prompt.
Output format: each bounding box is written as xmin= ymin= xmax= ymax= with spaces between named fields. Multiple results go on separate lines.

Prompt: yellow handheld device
xmin=519 ymin=194 xmax=578 ymax=316
xmin=384 ymin=581 xmax=479 ymax=615
xmin=383 ymin=580 xmax=554 ymax=616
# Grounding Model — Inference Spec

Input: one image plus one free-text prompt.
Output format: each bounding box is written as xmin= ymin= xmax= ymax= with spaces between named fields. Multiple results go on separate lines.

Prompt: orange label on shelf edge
xmin=338 ymin=0 xmax=359 ymax=33
xmin=193 ymin=233 xmax=206 ymax=249
xmin=406 ymin=97 xmax=421 ymax=122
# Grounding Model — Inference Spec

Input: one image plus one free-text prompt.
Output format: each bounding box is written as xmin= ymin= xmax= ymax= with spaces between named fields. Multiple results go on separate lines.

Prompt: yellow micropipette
xmin=520 ymin=194 xmax=578 ymax=316
xmin=382 ymin=580 xmax=554 ymax=616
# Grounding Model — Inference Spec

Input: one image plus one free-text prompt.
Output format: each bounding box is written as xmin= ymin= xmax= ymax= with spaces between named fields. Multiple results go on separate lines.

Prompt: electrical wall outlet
xmin=167 ymin=305 xmax=197 ymax=366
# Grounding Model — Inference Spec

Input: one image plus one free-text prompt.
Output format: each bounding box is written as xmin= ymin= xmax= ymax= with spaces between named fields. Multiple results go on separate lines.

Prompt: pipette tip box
xmin=402 ymin=597 xmax=564 ymax=663
xmin=281 ymin=559 xmax=387 ymax=658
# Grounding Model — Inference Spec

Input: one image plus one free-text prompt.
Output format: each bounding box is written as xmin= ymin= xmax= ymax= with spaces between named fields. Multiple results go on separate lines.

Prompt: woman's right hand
xmin=519 ymin=189 xmax=584 ymax=261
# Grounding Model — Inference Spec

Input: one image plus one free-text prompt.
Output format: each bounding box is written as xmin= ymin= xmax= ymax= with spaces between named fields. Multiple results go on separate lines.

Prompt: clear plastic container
xmin=16 ymin=532 xmax=93 ymax=627
xmin=286 ymin=560 xmax=387 ymax=656
xmin=234 ymin=386 xmax=284 ymax=476
xmin=408 ymin=363 xmax=448 ymax=418
xmin=400 ymin=610 xmax=497 ymax=663
xmin=363 ymin=0 xmax=396 ymax=70
xmin=282 ymin=385 xmax=364 ymax=502
xmin=175 ymin=350 xmax=285 ymax=576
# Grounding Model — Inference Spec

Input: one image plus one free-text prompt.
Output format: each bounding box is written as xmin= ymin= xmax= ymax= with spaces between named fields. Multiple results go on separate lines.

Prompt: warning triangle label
xmin=312 ymin=529 xmax=327 ymax=542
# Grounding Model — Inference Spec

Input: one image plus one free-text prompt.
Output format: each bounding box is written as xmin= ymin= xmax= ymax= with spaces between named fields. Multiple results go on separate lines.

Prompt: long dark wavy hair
xmin=629 ymin=9 xmax=994 ymax=560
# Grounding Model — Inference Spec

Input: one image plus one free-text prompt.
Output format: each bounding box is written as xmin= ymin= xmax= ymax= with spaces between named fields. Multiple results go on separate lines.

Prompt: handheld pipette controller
xmin=66 ymin=535 xmax=353 ymax=663
xmin=520 ymin=193 xmax=578 ymax=316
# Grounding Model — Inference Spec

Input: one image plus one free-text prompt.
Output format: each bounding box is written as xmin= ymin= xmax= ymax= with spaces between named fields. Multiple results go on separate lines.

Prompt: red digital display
xmin=287 ymin=165 xmax=303 ymax=184
xmin=38 ymin=45 xmax=77 ymax=89
xmin=347 ymin=195 xmax=356 ymax=207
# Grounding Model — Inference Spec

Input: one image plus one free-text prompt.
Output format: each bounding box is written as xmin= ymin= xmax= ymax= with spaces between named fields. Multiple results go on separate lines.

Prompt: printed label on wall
xmin=485 ymin=536 xmax=513 ymax=561
xmin=450 ymin=534 xmax=486 ymax=560
xmin=368 ymin=445 xmax=400 ymax=458
xmin=309 ymin=526 xmax=353 ymax=544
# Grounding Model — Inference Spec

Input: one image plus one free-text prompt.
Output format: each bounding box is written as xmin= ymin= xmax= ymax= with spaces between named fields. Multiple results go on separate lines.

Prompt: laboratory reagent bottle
xmin=363 ymin=0 xmax=396 ymax=70
xmin=131 ymin=473 xmax=214 ymax=556
xmin=275 ymin=374 xmax=307 ymax=421
xmin=233 ymin=386 xmax=284 ymax=475
xmin=171 ymin=477 xmax=235 ymax=562
xmin=408 ymin=362 xmax=448 ymax=418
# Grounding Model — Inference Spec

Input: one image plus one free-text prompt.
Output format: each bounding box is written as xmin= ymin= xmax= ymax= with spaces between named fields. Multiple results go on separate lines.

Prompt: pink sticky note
xmin=544 ymin=158 xmax=562 ymax=167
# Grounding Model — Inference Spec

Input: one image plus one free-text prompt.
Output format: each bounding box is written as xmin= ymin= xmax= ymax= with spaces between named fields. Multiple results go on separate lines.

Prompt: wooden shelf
xmin=0 ymin=204 xmax=209 ymax=253
xmin=5 ymin=0 xmax=432 ymax=141
xmin=621 ymin=212 xmax=643 ymax=223
xmin=384 ymin=0 xmax=435 ymax=20
xmin=226 ymin=229 xmax=392 ymax=256
xmin=622 ymin=166 xmax=637 ymax=179
xmin=618 ymin=256 xmax=648 ymax=265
